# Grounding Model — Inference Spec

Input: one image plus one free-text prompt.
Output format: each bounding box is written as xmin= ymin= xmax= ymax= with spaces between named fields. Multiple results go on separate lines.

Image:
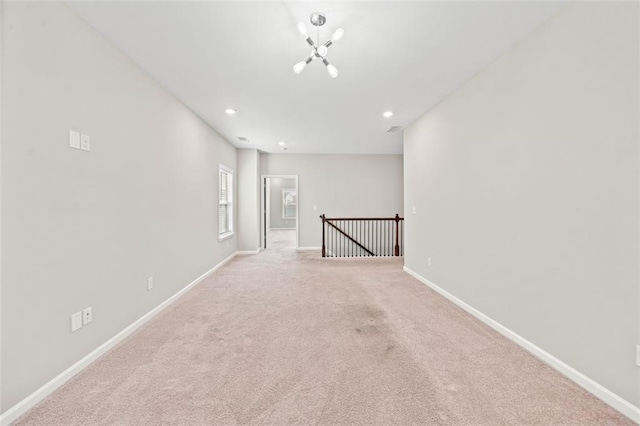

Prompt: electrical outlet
xmin=147 ymin=277 xmax=154 ymax=291
xmin=71 ymin=312 xmax=82 ymax=332
xmin=82 ymin=307 xmax=92 ymax=325
xmin=428 ymin=257 xmax=432 ymax=266
xmin=636 ymin=345 xmax=640 ymax=367
xmin=80 ymin=134 xmax=91 ymax=151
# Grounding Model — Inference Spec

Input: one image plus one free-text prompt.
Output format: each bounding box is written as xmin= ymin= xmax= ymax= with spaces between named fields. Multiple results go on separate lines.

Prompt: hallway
xmin=16 ymin=248 xmax=631 ymax=425
xmin=266 ymin=229 xmax=296 ymax=251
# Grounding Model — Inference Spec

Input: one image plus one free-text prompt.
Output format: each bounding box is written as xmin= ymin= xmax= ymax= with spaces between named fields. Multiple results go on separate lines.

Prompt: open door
xmin=263 ymin=177 xmax=267 ymax=249
xmin=261 ymin=175 xmax=299 ymax=250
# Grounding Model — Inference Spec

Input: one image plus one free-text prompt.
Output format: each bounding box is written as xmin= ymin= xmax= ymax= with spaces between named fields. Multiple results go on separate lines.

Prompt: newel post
xmin=320 ymin=214 xmax=326 ymax=257
xmin=394 ymin=213 xmax=400 ymax=256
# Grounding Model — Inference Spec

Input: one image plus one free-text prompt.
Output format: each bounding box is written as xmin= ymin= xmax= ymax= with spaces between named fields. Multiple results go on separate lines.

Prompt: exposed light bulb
xmin=326 ymin=64 xmax=339 ymax=78
xmin=296 ymin=22 xmax=307 ymax=37
xmin=331 ymin=28 xmax=345 ymax=42
xmin=293 ymin=61 xmax=307 ymax=74
xmin=383 ymin=111 xmax=394 ymax=118
xmin=317 ymin=45 xmax=328 ymax=58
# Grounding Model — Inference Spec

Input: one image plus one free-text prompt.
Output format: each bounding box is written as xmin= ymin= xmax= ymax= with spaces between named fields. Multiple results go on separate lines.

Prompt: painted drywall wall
xmin=261 ymin=154 xmax=403 ymax=248
xmin=1 ymin=2 xmax=237 ymax=412
xmin=404 ymin=2 xmax=639 ymax=407
xmin=269 ymin=177 xmax=296 ymax=230
xmin=237 ymin=149 xmax=260 ymax=251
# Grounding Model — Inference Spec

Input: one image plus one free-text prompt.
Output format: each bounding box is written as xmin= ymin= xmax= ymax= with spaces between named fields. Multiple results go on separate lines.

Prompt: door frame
xmin=261 ymin=174 xmax=299 ymax=250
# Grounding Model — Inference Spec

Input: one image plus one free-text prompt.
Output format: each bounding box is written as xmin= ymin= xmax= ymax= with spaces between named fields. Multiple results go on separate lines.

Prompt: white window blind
xmin=219 ymin=166 xmax=233 ymax=237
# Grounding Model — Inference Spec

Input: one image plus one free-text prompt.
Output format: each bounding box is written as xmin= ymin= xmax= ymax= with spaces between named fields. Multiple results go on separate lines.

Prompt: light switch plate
xmin=71 ymin=312 xmax=82 ymax=332
xmin=80 ymin=134 xmax=91 ymax=151
xmin=412 ymin=206 xmax=417 ymax=214
xmin=82 ymin=307 xmax=92 ymax=325
xmin=636 ymin=345 xmax=640 ymax=367
xmin=147 ymin=277 xmax=154 ymax=291
xmin=69 ymin=130 xmax=81 ymax=149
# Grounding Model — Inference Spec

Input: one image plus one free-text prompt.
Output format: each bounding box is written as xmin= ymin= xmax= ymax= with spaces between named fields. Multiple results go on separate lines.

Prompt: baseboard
xmin=402 ymin=266 xmax=640 ymax=424
xmin=296 ymin=246 xmax=321 ymax=251
xmin=0 ymin=252 xmax=238 ymax=426
xmin=236 ymin=250 xmax=260 ymax=255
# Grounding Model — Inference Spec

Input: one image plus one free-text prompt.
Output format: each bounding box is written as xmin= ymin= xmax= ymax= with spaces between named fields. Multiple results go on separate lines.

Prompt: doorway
xmin=261 ymin=175 xmax=299 ymax=250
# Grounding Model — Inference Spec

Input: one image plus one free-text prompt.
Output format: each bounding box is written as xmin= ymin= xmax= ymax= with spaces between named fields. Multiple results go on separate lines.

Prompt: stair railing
xmin=320 ymin=214 xmax=404 ymax=258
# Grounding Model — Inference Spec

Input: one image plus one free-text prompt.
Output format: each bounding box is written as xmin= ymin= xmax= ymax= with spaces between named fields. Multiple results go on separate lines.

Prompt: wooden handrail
xmin=322 ymin=217 xmax=404 ymax=221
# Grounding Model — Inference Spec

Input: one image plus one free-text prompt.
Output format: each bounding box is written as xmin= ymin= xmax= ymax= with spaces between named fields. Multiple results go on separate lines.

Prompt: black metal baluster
xmin=349 ymin=220 xmax=352 ymax=257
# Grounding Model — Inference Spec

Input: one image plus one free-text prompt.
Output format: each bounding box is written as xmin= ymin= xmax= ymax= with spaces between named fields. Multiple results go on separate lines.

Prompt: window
xmin=219 ymin=165 xmax=233 ymax=239
xmin=282 ymin=189 xmax=297 ymax=219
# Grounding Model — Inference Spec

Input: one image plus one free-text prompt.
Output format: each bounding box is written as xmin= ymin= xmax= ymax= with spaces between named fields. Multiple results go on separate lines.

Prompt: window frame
xmin=218 ymin=164 xmax=234 ymax=241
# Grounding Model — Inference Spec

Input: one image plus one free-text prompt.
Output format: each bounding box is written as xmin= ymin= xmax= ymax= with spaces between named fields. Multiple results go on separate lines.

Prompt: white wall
xmin=262 ymin=154 xmax=403 ymax=248
xmin=237 ymin=149 xmax=260 ymax=252
xmin=269 ymin=177 xmax=296 ymax=230
xmin=404 ymin=2 xmax=639 ymax=409
xmin=1 ymin=2 xmax=237 ymax=412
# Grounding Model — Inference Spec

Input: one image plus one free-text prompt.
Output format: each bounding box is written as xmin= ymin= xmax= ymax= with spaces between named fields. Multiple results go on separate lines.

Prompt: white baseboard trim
xmin=0 ymin=252 xmax=238 ymax=426
xmin=403 ymin=266 xmax=640 ymax=424
xmin=296 ymin=246 xmax=321 ymax=251
xmin=236 ymin=250 xmax=260 ymax=255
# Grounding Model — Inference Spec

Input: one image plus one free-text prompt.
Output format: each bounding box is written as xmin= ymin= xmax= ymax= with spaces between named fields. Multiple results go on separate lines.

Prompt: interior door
xmin=263 ymin=177 xmax=268 ymax=249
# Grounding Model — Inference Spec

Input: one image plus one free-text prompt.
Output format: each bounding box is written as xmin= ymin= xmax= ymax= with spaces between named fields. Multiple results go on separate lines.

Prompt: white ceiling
xmin=68 ymin=1 xmax=564 ymax=154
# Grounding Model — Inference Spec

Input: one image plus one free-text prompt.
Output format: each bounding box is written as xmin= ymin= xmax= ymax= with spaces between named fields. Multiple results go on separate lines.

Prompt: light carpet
xmin=16 ymin=231 xmax=632 ymax=425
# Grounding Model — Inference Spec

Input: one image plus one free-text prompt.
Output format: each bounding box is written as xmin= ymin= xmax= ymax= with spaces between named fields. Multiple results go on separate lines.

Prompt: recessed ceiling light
xmin=225 ymin=108 xmax=237 ymax=115
xmin=278 ymin=141 xmax=286 ymax=146
xmin=383 ymin=111 xmax=394 ymax=118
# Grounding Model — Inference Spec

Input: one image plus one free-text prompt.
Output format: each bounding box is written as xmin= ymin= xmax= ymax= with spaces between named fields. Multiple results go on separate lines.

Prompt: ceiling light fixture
xmin=278 ymin=141 xmax=286 ymax=146
xmin=293 ymin=13 xmax=343 ymax=78
xmin=225 ymin=108 xmax=237 ymax=115
xmin=383 ymin=111 xmax=394 ymax=118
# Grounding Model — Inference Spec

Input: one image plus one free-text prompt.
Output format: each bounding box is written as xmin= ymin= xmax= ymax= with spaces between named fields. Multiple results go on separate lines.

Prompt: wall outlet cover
xmin=71 ymin=312 xmax=82 ymax=332
xmin=82 ymin=307 xmax=92 ymax=325
xmin=80 ymin=134 xmax=91 ymax=151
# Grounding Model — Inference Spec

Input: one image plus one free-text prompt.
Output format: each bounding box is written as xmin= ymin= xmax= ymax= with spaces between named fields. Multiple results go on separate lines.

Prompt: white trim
xmin=0 ymin=252 xmax=238 ymax=426
xmin=236 ymin=250 xmax=260 ymax=255
xmin=403 ymin=266 xmax=640 ymax=424
xmin=296 ymin=246 xmax=321 ymax=251
xmin=218 ymin=231 xmax=234 ymax=242
xmin=269 ymin=227 xmax=296 ymax=231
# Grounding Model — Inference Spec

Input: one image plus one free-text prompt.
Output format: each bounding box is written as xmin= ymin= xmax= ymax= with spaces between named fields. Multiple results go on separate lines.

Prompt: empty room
xmin=1 ymin=1 xmax=639 ymax=425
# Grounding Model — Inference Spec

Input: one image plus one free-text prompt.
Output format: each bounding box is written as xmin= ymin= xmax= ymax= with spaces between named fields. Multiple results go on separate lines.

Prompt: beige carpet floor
xmin=16 ymin=231 xmax=632 ymax=425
